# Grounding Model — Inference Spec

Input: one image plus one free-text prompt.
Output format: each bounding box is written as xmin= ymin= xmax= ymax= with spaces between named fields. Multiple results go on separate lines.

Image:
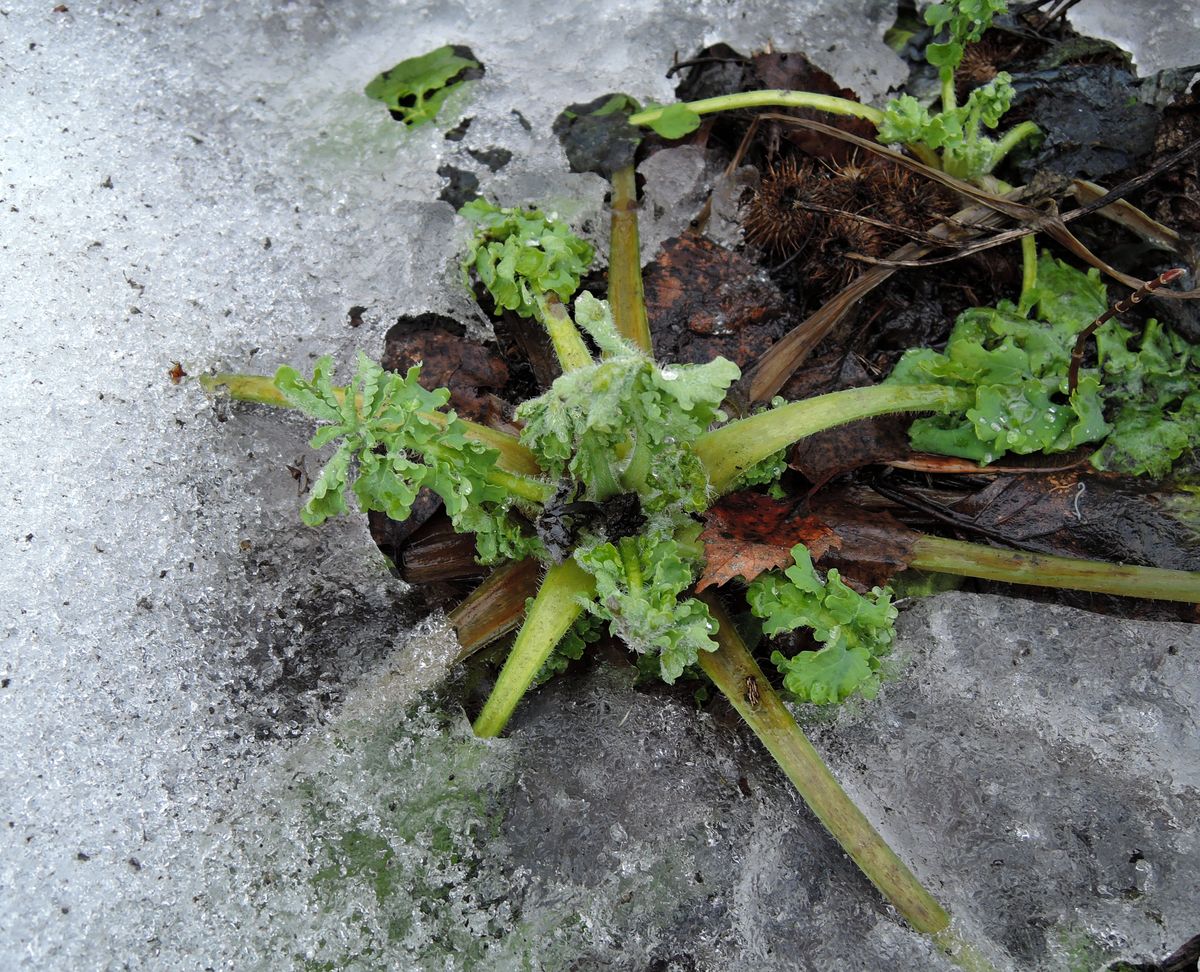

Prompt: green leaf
xmin=364 ymin=45 xmax=479 ymax=129
xmin=516 ymin=316 xmax=739 ymax=511
xmin=302 ymin=444 xmax=353 ymax=526
xmin=643 ymin=102 xmax=702 ymax=139
xmin=924 ymin=4 xmax=954 ymax=29
xmin=459 ymin=199 xmax=594 ymax=319
xmin=275 ymin=357 xmax=344 ymax=423
xmin=276 ymin=355 xmax=543 ymax=564
xmin=877 ymin=95 xmax=931 ymax=145
xmin=771 ymin=643 xmax=876 ymax=706
xmin=748 ymin=544 xmax=896 ymax=706
xmin=926 ymin=41 xmax=963 ymax=69
xmin=574 ymin=532 xmax=717 ymax=684
xmin=887 ymin=252 xmax=1200 ymax=477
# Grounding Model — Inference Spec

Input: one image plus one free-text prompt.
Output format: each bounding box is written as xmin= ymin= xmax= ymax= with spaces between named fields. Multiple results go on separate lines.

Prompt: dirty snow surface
xmin=2 ymin=1 xmax=1198 ymax=970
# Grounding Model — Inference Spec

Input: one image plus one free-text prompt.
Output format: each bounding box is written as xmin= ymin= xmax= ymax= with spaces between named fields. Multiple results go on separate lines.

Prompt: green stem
xmin=199 ymin=372 xmax=290 ymax=406
xmin=578 ymin=440 xmax=624 ymax=502
xmin=199 ymin=372 xmax=544 ymax=478
xmin=991 ymin=121 xmax=1041 ymax=168
xmin=484 ymin=467 xmax=554 ymax=505
xmin=619 ymin=537 xmax=643 ymax=597
xmin=911 ymin=535 xmax=1200 ymax=603
xmin=630 ymin=90 xmax=884 ymax=128
xmin=940 ymin=69 xmax=957 ymax=114
xmin=695 ymin=384 xmax=973 ymax=495
xmin=697 ymin=596 xmax=996 ymax=970
xmin=535 ymin=293 xmax=593 ymax=373
xmin=608 ymin=164 xmax=652 ymax=353
xmin=473 ymin=559 xmax=595 ymax=737
xmin=1017 ymin=233 xmax=1038 ymax=317
xmin=620 ymin=429 xmax=652 ymax=493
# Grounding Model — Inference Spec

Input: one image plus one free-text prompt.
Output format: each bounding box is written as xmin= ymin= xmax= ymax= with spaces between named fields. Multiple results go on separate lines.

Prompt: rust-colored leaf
xmin=697 ymin=492 xmax=840 ymax=590
xmin=805 ymin=496 xmax=921 ymax=590
xmin=382 ymin=312 xmax=510 ymax=424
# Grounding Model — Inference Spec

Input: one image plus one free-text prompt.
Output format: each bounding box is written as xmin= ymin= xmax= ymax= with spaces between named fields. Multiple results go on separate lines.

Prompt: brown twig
xmin=1066 ymin=267 xmax=1187 ymax=394
xmin=766 ymin=116 xmax=1200 ymax=298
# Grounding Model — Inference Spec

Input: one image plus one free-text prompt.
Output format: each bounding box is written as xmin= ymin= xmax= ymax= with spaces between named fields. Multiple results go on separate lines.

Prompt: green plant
xmin=627 ymin=0 xmax=1039 ymax=180
xmin=204 ymin=188 xmax=1200 ymax=970
xmin=365 ymin=45 xmax=480 ymax=129
xmin=887 ymin=252 xmax=1199 ymax=476
xmin=197 ymin=28 xmax=1200 ymax=965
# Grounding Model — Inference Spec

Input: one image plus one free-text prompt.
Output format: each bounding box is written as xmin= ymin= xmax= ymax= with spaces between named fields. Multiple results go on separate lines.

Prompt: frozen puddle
xmin=2 ymin=1 xmax=1198 ymax=969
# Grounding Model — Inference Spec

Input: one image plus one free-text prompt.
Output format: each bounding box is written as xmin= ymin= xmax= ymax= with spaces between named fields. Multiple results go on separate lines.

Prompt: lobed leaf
xmin=574 ymin=532 xmax=718 ymax=684
xmin=459 ymin=199 xmax=594 ymax=319
xmin=275 ymin=353 xmax=543 ymax=563
xmin=748 ymin=544 xmax=897 ymax=706
xmin=887 ymin=253 xmax=1200 ymax=475
xmin=517 ymin=296 xmax=739 ymax=511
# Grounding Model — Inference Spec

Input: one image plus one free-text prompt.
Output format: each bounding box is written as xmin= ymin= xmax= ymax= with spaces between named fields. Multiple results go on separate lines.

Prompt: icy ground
xmin=1 ymin=1 xmax=1198 ymax=970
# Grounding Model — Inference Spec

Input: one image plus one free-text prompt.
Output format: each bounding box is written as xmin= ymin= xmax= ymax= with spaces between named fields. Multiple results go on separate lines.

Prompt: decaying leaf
xmin=697 ymin=492 xmax=840 ymax=590
xmin=643 ymin=234 xmax=798 ymax=368
xmin=805 ymin=496 xmax=922 ymax=591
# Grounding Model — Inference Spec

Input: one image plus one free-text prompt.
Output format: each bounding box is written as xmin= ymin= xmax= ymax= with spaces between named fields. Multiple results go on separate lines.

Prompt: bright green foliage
xmin=459 ymin=198 xmax=594 ymax=318
xmin=878 ymin=73 xmax=1017 ymax=178
xmin=641 ymin=102 xmax=703 ymax=139
xmin=364 ymin=46 xmax=479 ymax=128
xmin=274 ymin=353 xmax=541 ymax=564
xmin=1092 ymin=320 xmax=1200 ymax=476
xmin=735 ymin=449 xmax=789 ymax=497
xmin=748 ymin=544 xmax=897 ymax=705
xmin=516 ymin=294 xmax=741 ymax=510
xmin=887 ymin=253 xmax=1200 ymax=475
xmin=531 ymin=611 xmax=603 ymax=687
xmin=878 ymin=0 xmax=1032 ymax=178
xmin=575 ymin=532 xmax=718 ymax=684
xmin=922 ymin=0 xmax=1008 ymax=81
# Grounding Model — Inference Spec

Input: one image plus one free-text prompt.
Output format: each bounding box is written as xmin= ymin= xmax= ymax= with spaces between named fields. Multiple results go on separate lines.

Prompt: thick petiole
xmin=695 ymin=384 xmax=973 ymax=494
xmin=697 ymin=596 xmax=997 ymax=971
xmin=535 ymin=293 xmax=593 ymax=373
xmin=629 ymin=90 xmax=884 ymax=128
xmin=910 ymin=535 xmax=1200 ymax=603
xmin=1017 ymin=234 xmax=1038 ymax=316
xmin=991 ymin=121 xmax=1041 ymax=169
xmin=608 ymin=164 xmax=652 ymax=353
xmin=473 ymin=559 xmax=595 ymax=737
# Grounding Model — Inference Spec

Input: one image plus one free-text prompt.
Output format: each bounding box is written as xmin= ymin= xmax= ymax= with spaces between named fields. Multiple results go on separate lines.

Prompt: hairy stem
xmin=630 ymin=90 xmax=885 ymax=129
xmin=620 ymin=428 xmax=652 ymax=493
xmin=619 ymin=537 xmax=643 ymax=597
xmin=608 ymin=164 xmax=652 ymax=353
xmin=698 ymin=596 xmax=997 ymax=970
xmin=696 ymin=384 xmax=973 ymax=494
xmin=1017 ymin=234 xmax=1038 ymax=316
xmin=940 ymin=71 xmax=957 ymax=114
xmin=991 ymin=121 xmax=1041 ymax=169
xmin=472 ymin=559 xmax=594 ymax=738
xmin=911 ymin=535 xmax=1200 ymax=603
xmin=199 ymin=372 xmax=543 ymax=477
xmin=535 ymin=293 xmax=593 ymax=373
xmin=450 ymin=558 xmax=542 ymax=663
